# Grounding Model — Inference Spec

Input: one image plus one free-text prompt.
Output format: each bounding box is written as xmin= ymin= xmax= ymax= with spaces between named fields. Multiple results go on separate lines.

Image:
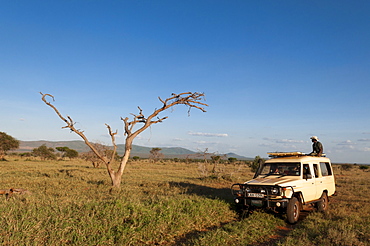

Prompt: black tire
xmin=317 ymin=192 xmax=328 ymax=212
xmin=287 ymin=197 xmax=300 ymax=224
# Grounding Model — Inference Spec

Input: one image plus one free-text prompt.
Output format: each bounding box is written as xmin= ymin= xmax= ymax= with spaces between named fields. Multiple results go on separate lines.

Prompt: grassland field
xmin=0 ymin=157 xmax=369 ymax=245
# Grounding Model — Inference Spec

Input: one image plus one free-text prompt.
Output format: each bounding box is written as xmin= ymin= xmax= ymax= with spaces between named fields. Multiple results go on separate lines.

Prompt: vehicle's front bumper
xmin=234 ymin=197 xmax=290 ymax=209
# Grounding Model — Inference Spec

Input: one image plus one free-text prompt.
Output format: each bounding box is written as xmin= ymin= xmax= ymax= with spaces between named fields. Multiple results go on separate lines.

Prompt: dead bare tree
xmin=40 ymin=92 xmax=208 ymax=188
xmin=195 ymin=148 xmax=213 ymax=177
xmin=197 ymin=148 xmax=212 ymax=164
xmin=210 ymin=153 xmax=227 ymax=174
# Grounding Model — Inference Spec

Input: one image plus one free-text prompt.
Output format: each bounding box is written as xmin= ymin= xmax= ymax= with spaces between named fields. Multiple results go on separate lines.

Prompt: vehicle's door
xmin=319 ymin=162 xmax=336 ymax=196
xmin=313 ymin=163 xmax=324 ymax=200
xmin=299 ymin=163 xmax=317 ymax=202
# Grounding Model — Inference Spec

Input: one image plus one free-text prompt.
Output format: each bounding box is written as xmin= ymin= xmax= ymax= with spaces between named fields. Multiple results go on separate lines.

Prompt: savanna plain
xmin=0 ymin=157 xmax=369 ymax=246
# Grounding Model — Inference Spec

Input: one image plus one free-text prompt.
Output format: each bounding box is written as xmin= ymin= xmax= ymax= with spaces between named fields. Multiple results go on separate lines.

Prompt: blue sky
xmin=1 ymin=1 xmax=370 ymax=163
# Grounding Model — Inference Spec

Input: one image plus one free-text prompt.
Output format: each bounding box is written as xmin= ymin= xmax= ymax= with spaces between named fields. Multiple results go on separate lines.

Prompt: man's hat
xmin=310 ymin=136 xmax=319 ymax=140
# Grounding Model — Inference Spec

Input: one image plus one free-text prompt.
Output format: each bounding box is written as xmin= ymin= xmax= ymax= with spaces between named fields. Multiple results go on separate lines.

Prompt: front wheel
xmin=317 ymin=192 xmax=328 ymax=212
xmin=287 ymin=197 xmax=301 ymax=224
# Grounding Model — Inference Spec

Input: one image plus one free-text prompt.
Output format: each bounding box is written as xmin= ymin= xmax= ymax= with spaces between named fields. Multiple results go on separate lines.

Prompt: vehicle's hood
xmin=245 ymin=176 xmax=298 ymax=186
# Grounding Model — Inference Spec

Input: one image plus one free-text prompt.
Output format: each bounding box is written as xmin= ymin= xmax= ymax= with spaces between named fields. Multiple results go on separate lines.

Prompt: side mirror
xmin=253 ymin=159 xmax=265 ymax=179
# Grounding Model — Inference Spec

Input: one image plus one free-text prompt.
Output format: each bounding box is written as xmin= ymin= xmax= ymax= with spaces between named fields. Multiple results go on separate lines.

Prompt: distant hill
xmin=19 ymin=140 xmax=91 ymax=153
xmin=226 ymin=152 xmax=254 ymax=161
xmin=17 ymin=140 xmax=251 ymax=160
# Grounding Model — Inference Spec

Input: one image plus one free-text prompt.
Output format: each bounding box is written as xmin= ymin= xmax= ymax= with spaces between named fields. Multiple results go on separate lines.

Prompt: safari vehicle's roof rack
xmin=267 ymin=152 xmax=306 ymax=157
xmin=267 ymin=152 xmax=326 ymax=158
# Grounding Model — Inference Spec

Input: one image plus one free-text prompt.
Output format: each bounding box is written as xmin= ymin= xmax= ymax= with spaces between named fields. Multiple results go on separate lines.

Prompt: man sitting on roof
xmin=308 ymin=136 xmax=323 ymax=156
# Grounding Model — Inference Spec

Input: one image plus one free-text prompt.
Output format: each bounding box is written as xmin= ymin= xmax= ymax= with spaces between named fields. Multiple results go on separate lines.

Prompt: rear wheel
xmin=317 ymin=192 xmax=328 ymax=212
xmin=287 ymin=197 xmax=300 ymax=224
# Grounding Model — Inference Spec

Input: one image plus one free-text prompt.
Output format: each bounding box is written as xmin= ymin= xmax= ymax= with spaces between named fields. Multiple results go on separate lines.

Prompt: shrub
xmin=359 ymin=165 xmax=369 ymax=171
xmin=341 ymin=163 xmax=353 ymax=171
xmin=32 ymin=144 xmax=57 ymax=160
xmin=56 ymin=146 xmax=78 ymax=158
xmin=0 ymin=132 xmax=19 ymax=160
xmin=250 ymin=156 xmax=264 ymax=173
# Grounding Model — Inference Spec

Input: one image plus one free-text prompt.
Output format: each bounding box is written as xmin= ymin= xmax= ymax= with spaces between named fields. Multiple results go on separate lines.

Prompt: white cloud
xmin=259 ymin=137 xmax=308 ymax=153
xmin=172 ymin=138 xmax=183 ymax=142
xmin=334 ymin=140 xmax=356 ymax=151
xmin=259 ymin=143 xmax=274 ymax=147
xmin=188 ymin=131 xmax=228 ymax=137
xmin=262 ymin=137 xmax=304 ymax=144
xmin=358 ymin=138 xmax=370 ymax=142
xmin=338 ymin=140 xmax=354 ymax=145
xmin=276 ymin=139 xmax=305 ymax=143
xmin=262 ymin=137 xmax=273 ymax=141
xmin=194 ymin=140 xmax=208 ymax=144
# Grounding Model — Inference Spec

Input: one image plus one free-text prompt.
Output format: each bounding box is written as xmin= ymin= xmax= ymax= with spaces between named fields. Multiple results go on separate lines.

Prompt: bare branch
xmin=121 ymin=92 xmax=208 ymax=139
xmin=40 ymin=92 xmax=108 ymax=165
xmin=121 ymin=117 xmax=130 ymax=136
xmin=40 ymin=92 xmax=72 ymax=127
xmin=150 ymin=116 xmax=168 ymax=124
xmin=159 ymin=92 xmax=208 ymax=113
xmin=105 ymin=124 xmax=118 ymax=164
xmin=158 ymin=96 xmax=165 ymax=104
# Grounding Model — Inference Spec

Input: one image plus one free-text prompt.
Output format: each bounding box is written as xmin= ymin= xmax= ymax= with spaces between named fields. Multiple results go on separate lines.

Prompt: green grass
xmin=183 ymin=212 xmax=285 ymax=246
xmin=0 ymin=159 xmax=369 ymax=245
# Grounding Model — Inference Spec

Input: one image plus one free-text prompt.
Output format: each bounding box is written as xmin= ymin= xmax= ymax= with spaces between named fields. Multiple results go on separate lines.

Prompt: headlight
xmin=271 ymin=187 xmax=279 ymax=195
xmin=235 ymin=198 xmax=240 ymax=204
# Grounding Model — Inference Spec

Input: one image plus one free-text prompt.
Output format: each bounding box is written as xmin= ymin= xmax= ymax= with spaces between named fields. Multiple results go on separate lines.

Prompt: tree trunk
xmin=108 ymin=138 xmax=133 ymax=188
xmin=110 ymin=172 xmax=122 ymax=188
xmin=0 ymin=150 xmax=5 ymax=160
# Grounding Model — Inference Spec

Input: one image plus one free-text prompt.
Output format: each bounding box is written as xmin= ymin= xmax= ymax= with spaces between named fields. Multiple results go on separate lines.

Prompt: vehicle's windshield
xmin=260 ymin=162 xmax=301 ymax=176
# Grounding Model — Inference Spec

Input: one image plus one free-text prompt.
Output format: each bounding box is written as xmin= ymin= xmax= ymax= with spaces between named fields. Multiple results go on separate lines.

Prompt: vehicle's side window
xmin=303 ymin=164 xmax=312 ymax=179
xmin=313 ymin=164 xmax=319 ymax=178
xmin=320 ymin=162 xmax=332 ymax=176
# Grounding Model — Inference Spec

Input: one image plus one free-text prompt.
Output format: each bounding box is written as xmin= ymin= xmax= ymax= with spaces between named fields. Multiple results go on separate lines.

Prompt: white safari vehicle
xmin=231 ymin=152 xmax=336 ymax=224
